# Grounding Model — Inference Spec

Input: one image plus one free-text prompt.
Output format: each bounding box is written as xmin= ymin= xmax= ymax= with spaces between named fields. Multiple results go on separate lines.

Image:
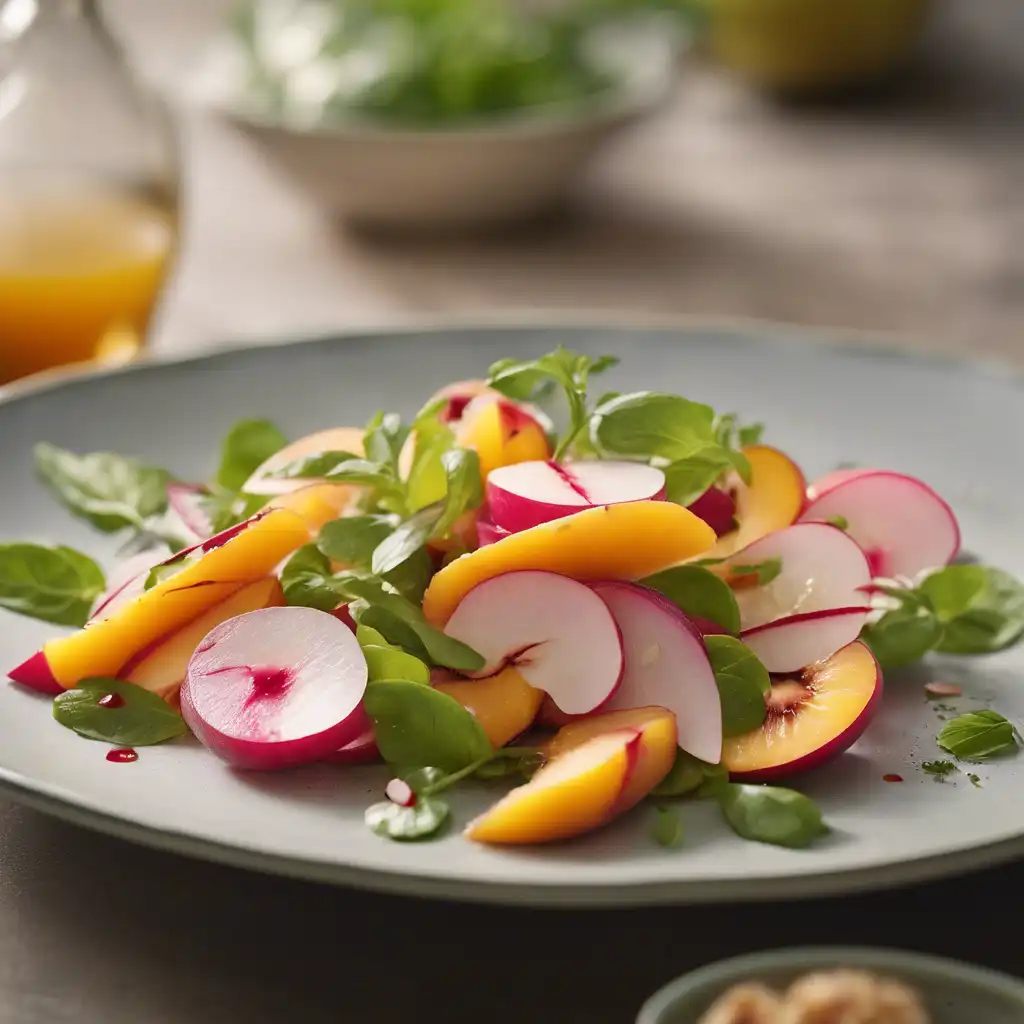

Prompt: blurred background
xmin=0 ymin=0 xmax=1020 ymax=385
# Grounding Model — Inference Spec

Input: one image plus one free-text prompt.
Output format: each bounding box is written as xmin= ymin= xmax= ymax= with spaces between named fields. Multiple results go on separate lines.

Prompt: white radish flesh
xmin=741 ymin=607 xmax=871 ymax=674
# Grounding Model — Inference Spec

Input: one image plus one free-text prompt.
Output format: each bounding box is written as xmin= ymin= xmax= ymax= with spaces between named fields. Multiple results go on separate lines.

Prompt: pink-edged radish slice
xmin=741 ymin=606 xmax=872 ymax=674
xmin=687 ymin=486 xmax=737 ymax=537
xmin=8 ymin=651 xmax=63 ymax=695
xmin=476 ymin=516 xmax=511 ymax=547
xmin=443 ymin=570 xmax=623 ymax=716
xmin=323 ymin=726 xmax=380 ymax=765
xmin=592 ymin=581 xmax=722 ymax=765
xmin=799 ymin=469 xmax=960 ymax=578
xmin=89 ymin=548 xmax=172 ymax=622
xmin=167 ymin=483 xmax=214 ymax=540
xmin=486 ymin=460 xmax=666 ymax=534
xmin=181 ymin=606 xmax=369 ymax=771
xmin=727 ymin=522 xmax=871 ymax=631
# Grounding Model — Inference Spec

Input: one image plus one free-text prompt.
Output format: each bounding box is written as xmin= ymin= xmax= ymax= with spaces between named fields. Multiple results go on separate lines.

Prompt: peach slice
xmin=466 ymin=709 xmax=678 ymax=845
xmin=432 ymin=665 xmax=543 ymax=748
xmin=422 ymin=501 xmax=717 ymax=626
xmin=11 ymin=509 xmax=311 ymax=690
xmin=454 ymin=394 xmax=551 ymax=481
xmin=243 ymin=427 xmax=366 ymax=497
xmin=122 ymin=577 xmax=285 ymax=703
xmin=701 ymin=445 xmax=806 ymax=560
xmin=722 ymin=640 xmax=883 ymax=782
xmin=799 ymin=469 xmax=960 ymax=578
xmin=261 ymin=482 xmax=360 ymax=534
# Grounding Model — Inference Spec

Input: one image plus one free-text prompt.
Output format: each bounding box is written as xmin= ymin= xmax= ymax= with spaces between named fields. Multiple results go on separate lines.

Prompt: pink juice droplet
xmin=106 ymin=748 xmax=138 ymax=764
xmin=97 ymin=692 xmax=125 ymax=709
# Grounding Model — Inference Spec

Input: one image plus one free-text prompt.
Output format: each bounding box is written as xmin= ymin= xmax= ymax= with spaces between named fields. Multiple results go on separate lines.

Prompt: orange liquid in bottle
xmin=0 ymin=182 xmax=176 ymax=385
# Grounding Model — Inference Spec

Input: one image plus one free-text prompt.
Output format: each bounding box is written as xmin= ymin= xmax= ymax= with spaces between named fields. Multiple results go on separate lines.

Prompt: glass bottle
xmin=0 ymin=0 xmax=181 ymax=385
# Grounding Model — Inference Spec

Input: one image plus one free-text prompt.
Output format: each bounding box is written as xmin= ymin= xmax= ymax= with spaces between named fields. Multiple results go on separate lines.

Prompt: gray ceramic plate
xmin=637 ymin=947 xmax=1024 ymax=1023
xmin=0 ymin=323 xmax=1022 ymax=907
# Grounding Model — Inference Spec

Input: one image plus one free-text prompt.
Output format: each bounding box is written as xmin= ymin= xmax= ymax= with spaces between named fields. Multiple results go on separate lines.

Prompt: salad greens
xmin=936 ymin=711 xmax=1019 ymax=762
xmin=0 ymin=544 xmax=105 ymax=627
xmin=54 ymin=679 xmax=188 ymax=746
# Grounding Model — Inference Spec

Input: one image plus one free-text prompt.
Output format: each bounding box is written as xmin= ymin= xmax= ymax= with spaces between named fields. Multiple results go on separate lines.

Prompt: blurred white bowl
xmin=187 ymin=19 xmax=682 ymax=231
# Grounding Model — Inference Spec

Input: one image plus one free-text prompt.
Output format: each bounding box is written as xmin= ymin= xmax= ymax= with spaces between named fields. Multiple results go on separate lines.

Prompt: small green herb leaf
xmin=270 ymin=450 xmax=361 ymax=480
xmin=718 ymin=784 xmax=829 ymax=849
xmin=641 ymin=565 xmax=741 ymax=635
xmin=920 ymin=566 xmax=1024 ymax=655
xmin=364 ymin=680 xmax=493 ymax=772
xmin=435 ymin=448 xmax=483 ymax=538
xmin=53 ymin=678 xmax=187 ymax=746
xmin=826 ymin=515 xmax=849 ymax=531
xmin=365 ymin=795 xmax=449 ymax=841
xmin=197 ymin=489 xmax=266 ymax=534
xmin=216 ymin=419 xmax=288 ymax=492
xmin=737 ymin=423 xmax=765 ymax=446
xmin=936 ymin=710 xmax=1019 ymax=761
xmin=356 ymin=623 xmax=391 ymax=648
xmin=590 ymin=391 xmax=717 ymax=463
xmin=35 ymin=443 xmax=172 ymax=533
xmin=280 ymin=545 xmax=339 ymax=611
xmin=355 ymin=605 xmax=432 ymax=661
xmin=406 ymin=401 xmax=456 ymax=512
xmin=661 ymin=452 xmax=734 ymax=507
xmin=650 ymin=749 xmax=726 ymax=798
xmin=0 ymin=544 xmax=105 ymax=627
xmin=362 ymin=645 xmax=430 ymax=686
xmin=363 ymin=411 xmax=410 ymax=475
xmin=730 ymin=558 xmax=783 ymax=587
xmin=922 ymin=759 xmax=957 ymax=780
xmin=371 ymin=506 xmax=440 ymax=576
xmin=861 ymin=608 xmax=943 ymax=670
xmin=705 ymin=635 xmax=770 ymax=737
xmin=318 ymin=514 xmax=398 ymax=568
xmin=651 ymin=807 xmax=684 ymax=848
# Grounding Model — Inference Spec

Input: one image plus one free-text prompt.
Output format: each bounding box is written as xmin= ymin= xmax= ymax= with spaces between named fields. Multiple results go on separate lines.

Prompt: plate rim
xmin=1 ymin=316 xmax=1022 ymax=907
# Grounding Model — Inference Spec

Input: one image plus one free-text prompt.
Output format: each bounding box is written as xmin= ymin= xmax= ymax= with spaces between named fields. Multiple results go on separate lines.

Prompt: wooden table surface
xmin=1 ymin=2 xmax=1023 ymax=1022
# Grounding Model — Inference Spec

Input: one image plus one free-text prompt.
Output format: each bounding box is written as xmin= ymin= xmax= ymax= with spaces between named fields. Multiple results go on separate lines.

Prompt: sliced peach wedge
xmin=722 ymin=640 xmax=883 ymax=782
xmin=432 ymin=665 xmax=543 ymax=748
xmin=423 ymin=501 xmax=717 ymax=626
xmin=455 ymin=394 xmax=552 ymax=482
xmin=466 ymin=707 xmax=678 ymax=845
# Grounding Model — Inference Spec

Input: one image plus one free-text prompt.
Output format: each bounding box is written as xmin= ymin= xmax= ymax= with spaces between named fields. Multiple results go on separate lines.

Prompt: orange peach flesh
xmin=455 ymin=397 xmax=551 ymax=481
xmin=433 ymin=666 xmax=543 ymax=748
xmin=262 ymin=482 xmax=360 ymax=533
xmin=722 ymin=641 xmax=879 ymax=775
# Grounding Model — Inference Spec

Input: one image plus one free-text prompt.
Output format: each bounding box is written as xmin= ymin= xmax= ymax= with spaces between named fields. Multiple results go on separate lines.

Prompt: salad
xmin=2 ymin=345 xmax=1023 ymax=849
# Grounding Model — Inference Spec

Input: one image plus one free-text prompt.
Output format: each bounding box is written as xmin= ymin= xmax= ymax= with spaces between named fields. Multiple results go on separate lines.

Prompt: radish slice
xmin=323 ymin=726 xmax=379 ymax=765
xmin=728 ymin=523 xmax=872 ymax=631
xmin=89 ymin=548 xmax=171 ymax=622
xmin=443 ymin=570 xmax=624 ymax=716
xmin=8 ymin=650 xmax=63 ymax=695
xmin=741 ymin=607 xmax=872 ymax=674
xmin=800 ymin=470 xmax=960 ymax=578
xmin=181 ymin=606 xmax=369 ymax=770
xmin=688 ymin=486 xmax=736 ymax=537
xmin=476 ymin=517 xmax=511 ymax=547
xmin=167 ymin=483 xmax=214 ymax=540
xmin=593 ymin=581 xmax=722 ymax=765
xmin=486 ymin=460 xmax=666 ymax=533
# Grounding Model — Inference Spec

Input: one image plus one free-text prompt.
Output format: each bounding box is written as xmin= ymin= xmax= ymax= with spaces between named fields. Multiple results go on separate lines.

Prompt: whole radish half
xmin=486 ymin=460 xmax=666 ymax=533
xmin=167 ymin=483 xmax=214 ymax=540
xmin=741 ymin=606 xmax=872 ymax=674
xmin=593 ymin=581 xmax=722 ymax=765
xmin=799 ymin=469 xmax=960 ymax=578
xmin=442 ymin=570 xmax=624 ymax=716
xmin=181 ymin=606 xmax=369 ymax=770
xmin=687 ymin=486 xmax=737 ymax=537
xmin=727 ymin=522 xmax=872 ymax=631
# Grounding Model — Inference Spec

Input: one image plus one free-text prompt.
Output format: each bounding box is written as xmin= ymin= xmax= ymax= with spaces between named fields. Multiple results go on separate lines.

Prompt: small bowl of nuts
xmin=637 ymin=947 xmax=1024 ymax=1024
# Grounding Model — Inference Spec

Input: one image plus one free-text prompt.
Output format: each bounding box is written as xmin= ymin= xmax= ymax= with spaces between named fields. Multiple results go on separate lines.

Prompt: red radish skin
xmin=8 ymin=650 xmax=62 ymax=695
xmin=443 ymin=570 xmax=624 ymax=717
xmin=800 ymin=469 xmax=960 ymax=578
xmin=385 ymin=778 xmax=417 ymax=807
xmin=687 ymin=486 xmax=737 ymax=537
xmin=331 ymin=604 xmax=358 ymax=633
xmin=592 ymin=581 xmax=723 ymax=765
xmin=741 ymin=606 xmax=872 ymax=674
xmin=323 ymin=727 xmax=380 ymax=765
xmin=476 ymin=517 xmax=511 ymax=547
xmin=486 ymin=459 xmax=666 ymax=534
xmin=181 ymin=606 xmax=369 ymax=771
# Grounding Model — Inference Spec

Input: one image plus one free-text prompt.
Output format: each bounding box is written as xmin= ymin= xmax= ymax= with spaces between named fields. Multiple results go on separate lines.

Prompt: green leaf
xmin=318 ymin=514 xmax=398 ymax=568
xmin=356 ymin=623 xmax=391 ymax=648
xmin=354 ymin=605 xmax=432 ymax=662
xmin=435 ymin=448 xmax=484 ymax=537
xmin=0 ymin=544 xmax=105 ymax=627
xmin=362 ymin=645 xmax=430 ymax=686
xmin=53 ymin=678 xmax=188 ymax=746
xmin=269 ymin=450 xmax=362 ymax=480
xmin=718 ymin=784 xmax=829 ymax=849
xmin=730 ymin=557 xmax=783 ymax=587
xmin=590 ymin=391 xmax=717 ymax=462
xmin=920 ymin=566 xmax=1024 ymax=655
xmin=737 ymin=423 xmax=764 ymax=446
xmin=363 ymin=680 xmax=493 ymax=772
xmin=936 ymin=710 xmax=1019 ymax=761
xmin=704 ymin=635 xmax=770 ymax=737
xmin=406 ymin=415 xmax=456 ymax=512
xmin=365 ymin=795 xmax=449 ymax=841
xmin=650 ymin=749 xmax=726 ymax=798
xmin=380 ymin=547 xmax=433 ymax=604
xmin=197 ymin=490 xmax=266 ymax=534
xmin=35 ymin=442 xmax=171 ymax=533
xmin=861 ymin=608 xmax=943 ymax=669
xmin=641 ymin=565 xmax=741 ymax=634
xmin=216 ymin=419 xmax=288 ymax=492
xmin=922 ymin=759 xmax=957 ymax=780
xmin=280 ymin=545 xmax=339 ymax=611
xmin=662 ymin=453 xmax=733 ymax=507
xmin=826 ymin=515 xmax=849 ymax=531
xmin=363 ymin=411 xmax=409 ymax=475
xmin=144 ymin=553 xmax=198 ymax=592
xmin=651 ymin=807 xmax=684 ymax=848
xmin=371 ymin=506 xmax=440 ymax=577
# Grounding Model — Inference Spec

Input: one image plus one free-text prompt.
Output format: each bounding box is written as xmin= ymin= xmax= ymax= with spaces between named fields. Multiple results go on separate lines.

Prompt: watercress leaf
xmin=363 ymin=411 xmax=409 ymax=474
xmin=737 ymin=423 xmax=764 ymax=446
xmin=356 ymin=623 xmax=390 ymax=648
xmin=318 ymin=514 xmax=398 ymax=568
xmin=641 ymin=565 xmax=741 ymax=634
xmin=486 ymin=359 xmax=550 ymax=401
xmin=694 ymin=762 xmax=731 ymax=799
xmin=718 ymin=783 xmax=829 ymax=849
xmin=198 ymin=490 xmax=266 ymax=534
xmin=936 ymin=710 xmax=1019 ymax=761
xmin=371 ymin=505 xmax=441 ymax=577
xmin=382 ymin=546 xmax=433 ymax=604
xmin=725 ymin=447 xmax=753 ymax=486
xmin=35 ymin=442 xmax=171 ymax=532
xmin=662 ymin=453 xmax=732 ymax=507
xmin=365 ymin=795 xmax=449 ymax=841
xmin=714 ymin=413 xmax=737 ymax=449
xmin=435 ymin=448 xmax=484 ymax=538
xmin=363 ymin=680 xmax=493 ymax=772
xmin=53 ymin=678 xmax=187 ymax=746
xmin=651 ymin=807 xmax=685 ymax=848
xmin=860 ymin=608 xmax=942 ymax=669
xmin=144 ymin=554 xmax=197 ymax=592
xmin=354 ymin=605 xmax=432 ymax=661
xmin=399 ymin=766 xmax=446 ymax=793
xmin=704 ymin=635 xmax=770 ymax=737
xmin=730 ymin=557 xmax=783 ymax=587
xmin=362 ymin=645 xmax=430 ymax=686
xmin=0 ymin=544 xmax=106 ymax=627
xmin=323 ymin=460 xmax=403 ymax=491
xmin=269 ymin=450 xmax=363 ymax=480
xmin=331 ymin=572 xmax=484 ymax=671
xmin=280 ymin=545 xmax=339 ymax=611
xmin=216 ymin=419 xmax=288 ymax=492
xmin=589 ymin=392 xmax=717 ymax=462
xmin=920 ymin=566 xmax=1024 ymax=654
xmin=406 ymin=419 xmax=456 ymax=512
xmin=650 ymin=748 xmax=722 ymax=798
